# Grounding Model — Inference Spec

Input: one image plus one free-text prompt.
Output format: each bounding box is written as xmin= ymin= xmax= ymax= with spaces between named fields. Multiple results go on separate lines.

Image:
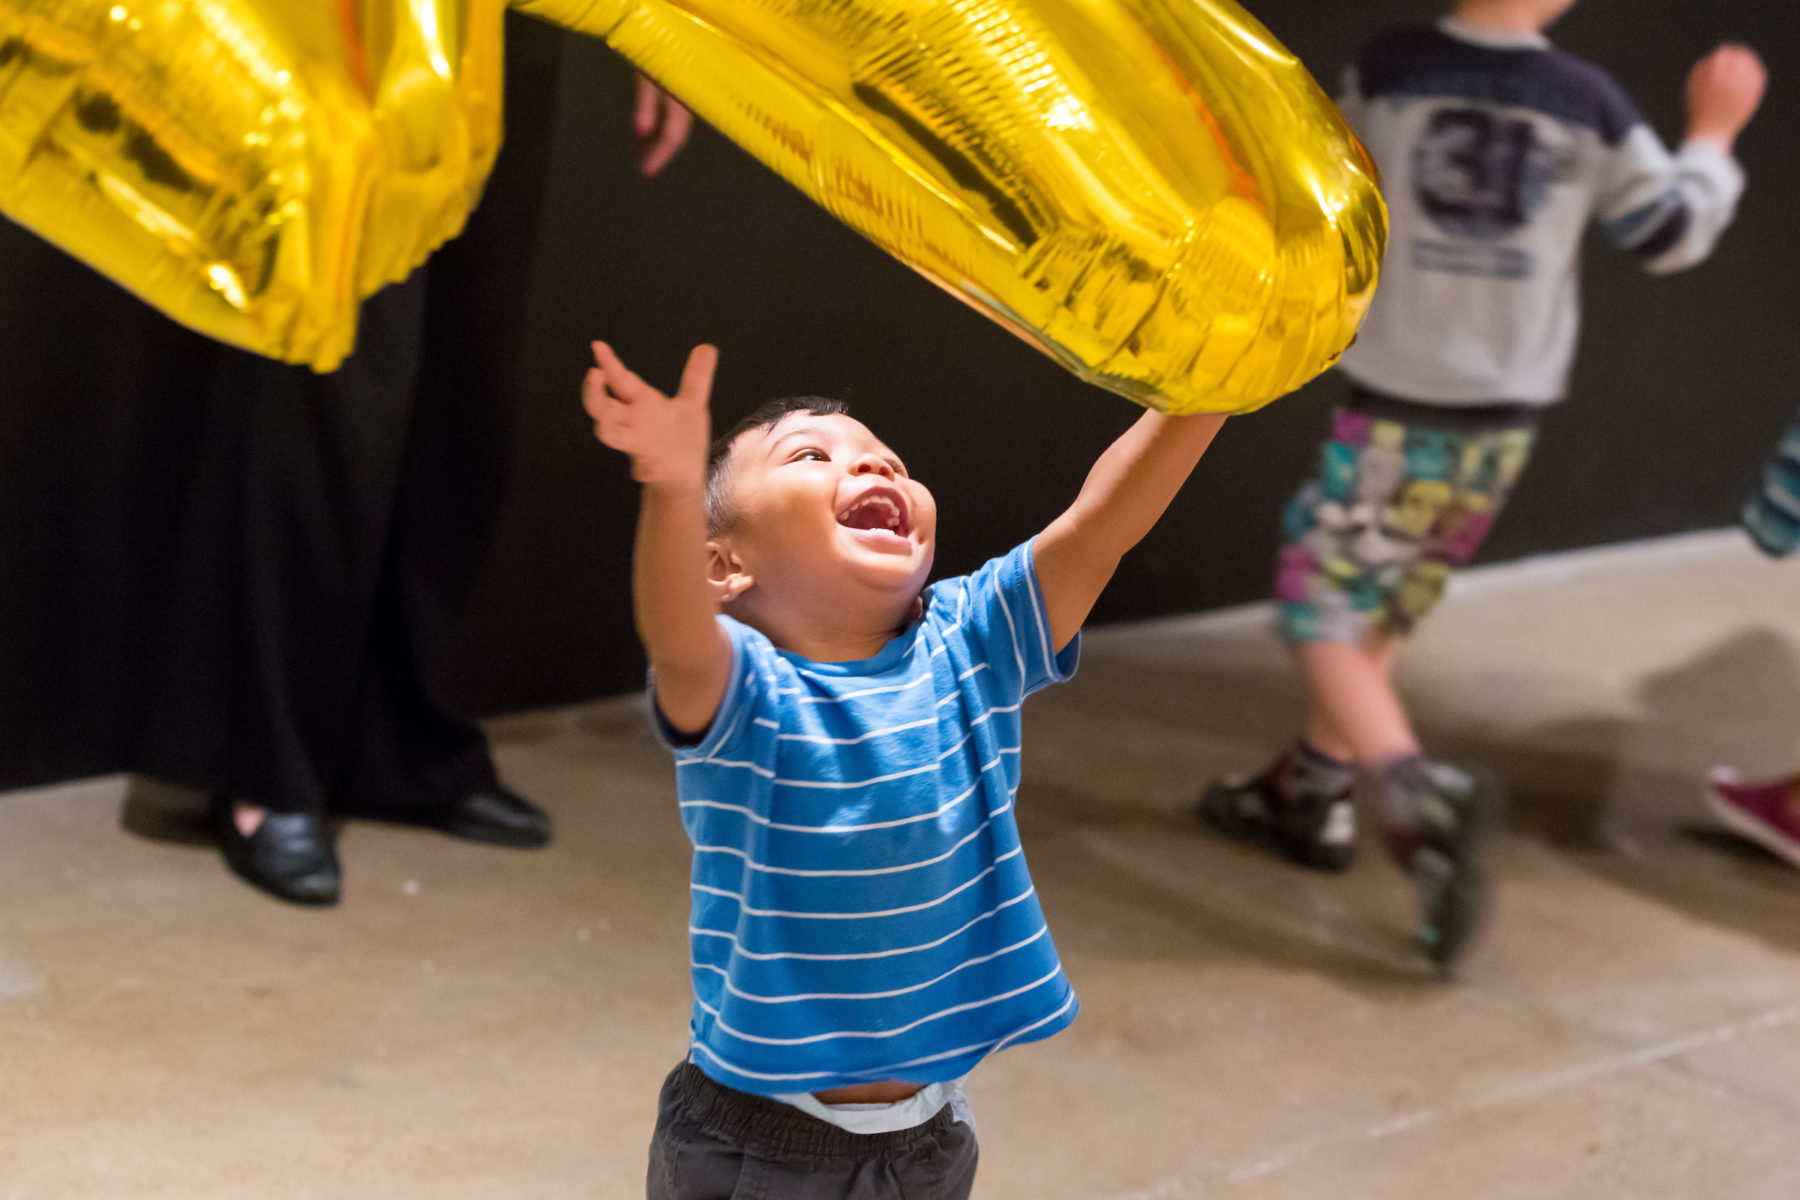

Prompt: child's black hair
xmin=704 ymin=396 xmax=850 ymax=536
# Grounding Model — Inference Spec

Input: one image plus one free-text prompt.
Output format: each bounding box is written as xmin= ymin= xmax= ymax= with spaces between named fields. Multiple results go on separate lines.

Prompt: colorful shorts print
xmin=1275 ymin=406 xmax=1536 ymax=644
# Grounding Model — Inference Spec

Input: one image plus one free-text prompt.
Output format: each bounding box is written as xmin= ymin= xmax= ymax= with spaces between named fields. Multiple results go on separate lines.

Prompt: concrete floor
xmin=5 ymin=531 xmax=1800 ymax=1199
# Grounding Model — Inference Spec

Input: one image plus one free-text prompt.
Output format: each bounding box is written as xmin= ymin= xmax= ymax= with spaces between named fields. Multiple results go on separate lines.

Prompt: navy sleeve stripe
xmin=1603 ymin=192 xmax=1677 ymax=246
xmin=1745 ymin=412 xmax=1800 ymax=557
xmin=1766 ymin=465 xmax=1800 ymax=517
xmin=689 ymin=885 xmax=1040 ymax=962
xmin=1745 ymin=502 xmax=1800 ymax=557
xmin=1632 ymin=203 xmax=1693 ymax=260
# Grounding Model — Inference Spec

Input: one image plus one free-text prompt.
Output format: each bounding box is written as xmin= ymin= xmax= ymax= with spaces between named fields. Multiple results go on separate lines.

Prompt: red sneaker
xmin=1706 ymin=769 xmax=1800 ymax=869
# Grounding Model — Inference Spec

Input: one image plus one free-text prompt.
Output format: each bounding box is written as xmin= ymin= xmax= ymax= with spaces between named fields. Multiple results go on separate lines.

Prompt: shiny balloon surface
xmin=520 ymin=0 xmax=1386 ymax=412
xmin=0 ymin=0 xmax=502 ymax=370
xmin=0 ymin=0 xmax=1383 ymax=409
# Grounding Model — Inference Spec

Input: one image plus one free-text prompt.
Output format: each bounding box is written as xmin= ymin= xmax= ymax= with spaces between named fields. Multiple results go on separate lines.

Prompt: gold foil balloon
xmin=0 ymin=0 xmax=504 ymax=371
xmin=0 ymin=0 xmax=1383 ymax=410
xmin=517 ymin=0 xmax=1386 ymax=413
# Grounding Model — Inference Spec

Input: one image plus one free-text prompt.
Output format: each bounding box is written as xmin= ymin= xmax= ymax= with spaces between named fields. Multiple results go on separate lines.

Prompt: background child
xmin=1707 ymin=405 xmax=1800 ymax=866
xmin=584 ymin=340 xmax=1223 ymax=1198
xmin=1202 ymin=0 xmax=1767 ymax=967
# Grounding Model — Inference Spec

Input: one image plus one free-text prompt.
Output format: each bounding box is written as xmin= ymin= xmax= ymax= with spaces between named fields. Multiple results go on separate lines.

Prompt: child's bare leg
xmin=1296 ymin=634 xmax=1418 ymax=767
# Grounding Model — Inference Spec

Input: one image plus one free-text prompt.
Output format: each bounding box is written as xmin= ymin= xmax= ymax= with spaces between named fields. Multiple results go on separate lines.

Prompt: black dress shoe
xmin=212 ymin=800 xmax=341 ymax=907
xmin=413 ymin=787 xmax=552 ymax=848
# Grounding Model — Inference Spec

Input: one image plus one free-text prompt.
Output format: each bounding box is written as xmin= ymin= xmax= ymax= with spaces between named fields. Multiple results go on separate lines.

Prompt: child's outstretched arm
xmin=1033 ymin=410 xmax=1227 ymax=651
xmin=1597 ymin=44 xmax=1764 ymax=275
xmin=584 ymin=341 xmax=731 ymax=734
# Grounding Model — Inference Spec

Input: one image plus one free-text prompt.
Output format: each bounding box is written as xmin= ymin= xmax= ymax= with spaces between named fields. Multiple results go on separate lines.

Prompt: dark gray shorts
xmin=647 ymin=1062 xmax=978 ymax=1200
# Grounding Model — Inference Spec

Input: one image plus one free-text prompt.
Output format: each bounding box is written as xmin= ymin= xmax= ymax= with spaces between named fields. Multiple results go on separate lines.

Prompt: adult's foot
xmin=399 ymin=786 xmax=552 ymax=848
xmin=211 ymin=798 xmax=341 ymax=906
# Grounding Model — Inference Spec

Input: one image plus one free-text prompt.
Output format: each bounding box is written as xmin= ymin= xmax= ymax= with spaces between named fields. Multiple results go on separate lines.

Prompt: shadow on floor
xmin=1031 ymin=625 xmax=1800 ymax=978
xmin=1016 ymin=652 xmax=1442 ymax=993
xmin=1428 ymin=625 xmax=1800 ymax=957
xmin=118 ymin=777 xmax=214 ymax=846
xmin=1019 ymin=777 xmax=1442 ymax=996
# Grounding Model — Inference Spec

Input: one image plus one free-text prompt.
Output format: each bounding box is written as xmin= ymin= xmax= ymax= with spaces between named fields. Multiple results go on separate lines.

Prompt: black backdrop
xmin=3 ymin=1 xmax=1797 ymax=790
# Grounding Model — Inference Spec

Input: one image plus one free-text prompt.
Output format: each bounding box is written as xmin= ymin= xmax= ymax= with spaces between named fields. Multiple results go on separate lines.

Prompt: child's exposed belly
xmin=813 ymin=1080 xmax=926 ymax=1104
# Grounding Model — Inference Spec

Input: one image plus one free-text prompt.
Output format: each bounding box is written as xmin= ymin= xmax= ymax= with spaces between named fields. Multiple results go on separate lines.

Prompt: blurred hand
xmin=1686 ymin=44 xmax=1767 ymax=149
xmin=635 ymin=74 xmax=693 ymax=178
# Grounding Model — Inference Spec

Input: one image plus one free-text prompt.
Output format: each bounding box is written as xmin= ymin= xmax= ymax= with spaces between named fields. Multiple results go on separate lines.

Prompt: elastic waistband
xmin=1345 ymin=385 xmax=1541 ymax=433
xmin=667 ymin=1063 xmax=954 ymax=1158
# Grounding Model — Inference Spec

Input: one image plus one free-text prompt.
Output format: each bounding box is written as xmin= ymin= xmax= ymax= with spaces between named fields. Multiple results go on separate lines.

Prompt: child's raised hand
xmin=1686 ymin=44 xmax=1767 ymax=148
xmin=585 ymin=341 xmax=717 ymax=489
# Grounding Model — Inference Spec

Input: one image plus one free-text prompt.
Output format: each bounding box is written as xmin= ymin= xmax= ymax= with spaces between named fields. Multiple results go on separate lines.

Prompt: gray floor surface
xmin=4 ymin=531 xmax=1799 ymax=1199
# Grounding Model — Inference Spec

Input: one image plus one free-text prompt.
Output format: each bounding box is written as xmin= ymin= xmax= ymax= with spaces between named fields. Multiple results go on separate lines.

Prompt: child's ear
xmin=707 ymin=540 xmax=753 ymax=606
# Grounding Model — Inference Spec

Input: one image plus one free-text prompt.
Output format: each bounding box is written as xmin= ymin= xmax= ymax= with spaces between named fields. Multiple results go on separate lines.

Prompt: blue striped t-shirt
xmin=655 ymin=539 xmax=1080 ymax=1095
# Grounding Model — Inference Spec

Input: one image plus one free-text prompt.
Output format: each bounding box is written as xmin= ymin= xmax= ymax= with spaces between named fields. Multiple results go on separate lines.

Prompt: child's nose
xmin=850 ymin=454 xmax=895 ymax=480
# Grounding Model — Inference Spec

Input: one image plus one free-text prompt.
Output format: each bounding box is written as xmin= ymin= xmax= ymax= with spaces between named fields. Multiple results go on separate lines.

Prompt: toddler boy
xmin=585 ymin=339 xmax=1224 ymax=1197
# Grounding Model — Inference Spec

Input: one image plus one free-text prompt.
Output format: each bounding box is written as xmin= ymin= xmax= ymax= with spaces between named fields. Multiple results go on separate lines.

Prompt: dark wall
xmin=3 ymin=1 xmax=1798 ymax=788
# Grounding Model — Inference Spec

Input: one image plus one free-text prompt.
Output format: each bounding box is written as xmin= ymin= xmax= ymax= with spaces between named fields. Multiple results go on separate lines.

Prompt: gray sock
xmin=1265 ymin=740 xmax=1356 ymax=810
xmin=1376 ymin=754 xmax=1431 ymax=832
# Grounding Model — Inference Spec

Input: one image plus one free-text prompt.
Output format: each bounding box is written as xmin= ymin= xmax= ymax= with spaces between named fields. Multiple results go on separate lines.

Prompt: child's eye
xmin=792 ymin=448 xmax=828 ymax=463
xmin=886 ymin=459 xmax=907 ymax=477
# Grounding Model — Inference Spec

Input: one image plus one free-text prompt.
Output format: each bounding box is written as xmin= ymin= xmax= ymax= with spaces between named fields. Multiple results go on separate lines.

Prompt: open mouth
xmin=837 ymin=486 xmax=912 ymax=540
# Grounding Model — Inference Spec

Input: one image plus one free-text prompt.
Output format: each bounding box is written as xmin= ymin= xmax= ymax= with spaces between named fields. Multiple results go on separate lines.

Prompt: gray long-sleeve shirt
xmin=1337 ymin=17 xmax=1745 ymax=407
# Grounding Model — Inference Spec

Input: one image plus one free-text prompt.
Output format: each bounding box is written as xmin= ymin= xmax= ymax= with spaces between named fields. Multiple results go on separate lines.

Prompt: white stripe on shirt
xmin=690 ymin=848 xmax=1023 ymax=920
xmin=993 ymin=579 xmax=1028 ymax=682
xmin=689 ymin=990 xmax=1077 ymax=1084
xmin=696 ymin=926 xmax=1050 ymax=1004
xmin=776 ymin=716 xmax=940 ymax=746
xmin=791 ymin=673 xmax=934 ymax=704
xmin=688 ymin=884 xmax=1040 ymax=961
xmin=692 ymin=810 xmax=1008 ymax=877
xmin=678 ymin=774 xmax=988 ymax=834
xmin=697 ymin=964 xmax=1064 ymax=1045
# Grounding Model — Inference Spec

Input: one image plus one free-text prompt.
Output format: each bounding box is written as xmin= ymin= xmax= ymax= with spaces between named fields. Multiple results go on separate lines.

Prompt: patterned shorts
xmin=1275 ymin=399 xmax=1537 ymax=644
